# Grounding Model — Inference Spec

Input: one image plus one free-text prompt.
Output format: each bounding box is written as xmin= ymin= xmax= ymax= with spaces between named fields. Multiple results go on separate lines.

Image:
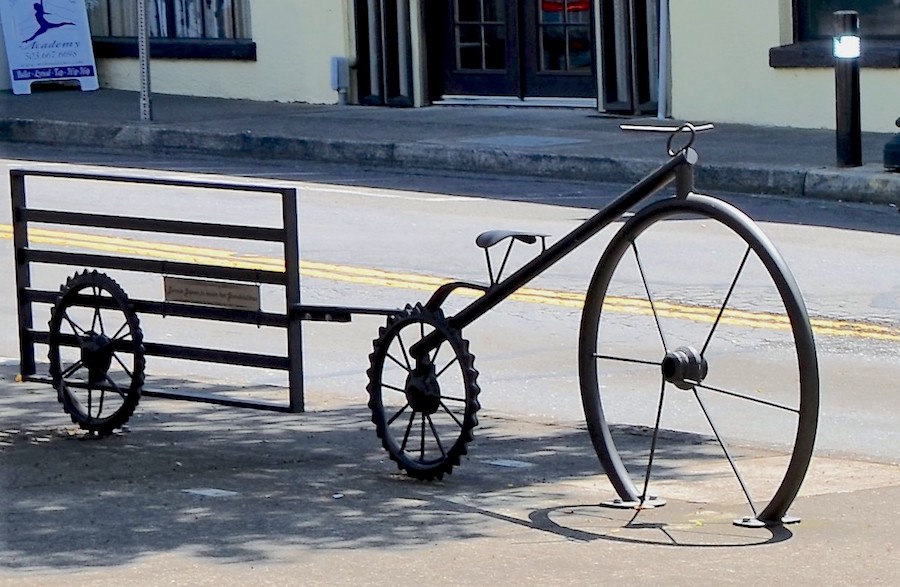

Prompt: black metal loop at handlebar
xmin=667 ymin=123 xmax=698 ymax=157
xmin=619 ymin=122 xmax=714 ymax=158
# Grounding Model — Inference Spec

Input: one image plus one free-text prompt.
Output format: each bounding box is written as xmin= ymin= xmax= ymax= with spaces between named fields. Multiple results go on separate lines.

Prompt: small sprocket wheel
xmin=49 ymin=270 xmax=145 ymax=435
xmin=367 ymin=303 xmax=480 ymax=480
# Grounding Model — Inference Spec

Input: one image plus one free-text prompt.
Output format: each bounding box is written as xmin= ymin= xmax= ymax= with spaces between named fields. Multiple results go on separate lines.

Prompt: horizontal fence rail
xmin=10 ymin=169 xmax=396 ymax=413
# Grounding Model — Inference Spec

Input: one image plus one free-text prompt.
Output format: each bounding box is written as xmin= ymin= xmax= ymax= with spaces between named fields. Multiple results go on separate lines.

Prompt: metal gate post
xmin=281 ymin=187 xmax=304 ymax=412
xmin=10 ymin=170 xmax=35 ymax=377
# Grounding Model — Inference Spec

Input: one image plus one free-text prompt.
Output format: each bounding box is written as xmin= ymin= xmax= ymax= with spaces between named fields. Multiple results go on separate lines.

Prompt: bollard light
xmin=834 ymin=10 xmax=861 ymax=167
xmin=833 ymin=34 xmax=860 ymax=59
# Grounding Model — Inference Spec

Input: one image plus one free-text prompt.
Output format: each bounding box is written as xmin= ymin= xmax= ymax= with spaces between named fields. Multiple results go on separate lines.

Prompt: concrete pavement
xmin=0 ymin=89 xmax=898 ymax=205
xmin=1 ymin=359 xmax=900 ymax=585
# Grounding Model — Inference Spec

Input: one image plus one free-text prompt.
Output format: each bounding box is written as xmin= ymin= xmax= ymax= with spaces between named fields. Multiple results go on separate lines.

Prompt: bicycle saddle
xmin=475 ymin=230 xmax=546 ymax=249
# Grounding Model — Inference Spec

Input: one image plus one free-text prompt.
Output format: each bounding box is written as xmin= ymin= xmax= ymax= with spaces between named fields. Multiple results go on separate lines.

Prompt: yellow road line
xmin=1 ymin=225 xmax=897 ymax=341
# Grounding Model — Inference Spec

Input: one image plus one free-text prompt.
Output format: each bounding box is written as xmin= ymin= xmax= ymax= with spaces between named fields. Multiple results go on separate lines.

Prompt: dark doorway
xmin=430 ymin=0 xmax=598 ymax=100
xmin=598 ymin=0 xmax=659 ymax=114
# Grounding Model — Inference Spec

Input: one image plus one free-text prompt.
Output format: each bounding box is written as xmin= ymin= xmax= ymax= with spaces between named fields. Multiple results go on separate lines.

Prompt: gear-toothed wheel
xmin=49 ymin=270 xmax=145 ymax=435
xmin=367 ymin=303 xmax=480 ymax=480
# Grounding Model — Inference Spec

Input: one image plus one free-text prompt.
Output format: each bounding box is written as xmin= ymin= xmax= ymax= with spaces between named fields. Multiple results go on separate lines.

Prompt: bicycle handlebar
xmin=619 ymin=123 xmax=715 ymax=133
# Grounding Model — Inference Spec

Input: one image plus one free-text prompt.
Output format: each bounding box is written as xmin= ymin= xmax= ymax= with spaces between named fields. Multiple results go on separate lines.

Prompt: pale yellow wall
xmin=670 ymin=0 xmax=899 ymax=132
xmin=96 ymin=0 xmax=353 ymax=103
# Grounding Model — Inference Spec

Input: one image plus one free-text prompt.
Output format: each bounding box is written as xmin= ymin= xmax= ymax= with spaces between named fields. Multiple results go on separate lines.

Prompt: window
xmin=87 ymin=0 xmax=255 ymax=60
xmin=454 ymin=0 xmax=507 ymax=71
xmin=770 ymin=0 xmax=899 ymax=68
xmin=796 ymin=0 xmax=900 ymax=41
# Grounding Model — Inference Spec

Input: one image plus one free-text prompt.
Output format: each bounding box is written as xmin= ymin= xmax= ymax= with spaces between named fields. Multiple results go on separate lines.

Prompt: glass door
xmin=431 ymin=0 xmax=597 ymax=100
xmin=523 ymin=0 xmax=597 ymax=97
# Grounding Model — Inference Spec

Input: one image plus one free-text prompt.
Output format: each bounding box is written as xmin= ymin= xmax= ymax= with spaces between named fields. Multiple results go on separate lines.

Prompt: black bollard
xmin=885 ymin=118 xmax=900 ymax=172
xmin=834 ymin=10 xmax=861 ymax=167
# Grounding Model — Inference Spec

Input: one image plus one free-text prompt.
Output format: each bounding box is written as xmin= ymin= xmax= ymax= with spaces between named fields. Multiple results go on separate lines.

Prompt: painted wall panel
xmin=670 ymin=0 xmax=899 ymax=132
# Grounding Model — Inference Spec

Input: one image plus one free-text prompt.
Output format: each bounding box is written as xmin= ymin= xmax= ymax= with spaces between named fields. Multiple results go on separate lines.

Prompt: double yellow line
xmin=1 ymin=225 xmax=896 ymax=341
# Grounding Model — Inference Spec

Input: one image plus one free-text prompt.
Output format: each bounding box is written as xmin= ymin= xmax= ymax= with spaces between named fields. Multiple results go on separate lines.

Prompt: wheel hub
xmin=81 ymin=332 xmax=114 ymax=386
xmin=404 ymin=358 xmax=441 ymax=415
xmin=661 ymin=346 xmax=708 ymax=390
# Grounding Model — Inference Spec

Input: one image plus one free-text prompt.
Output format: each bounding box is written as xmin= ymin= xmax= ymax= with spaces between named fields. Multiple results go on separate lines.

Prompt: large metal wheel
xmin=49 ymin=270 xmax=145 ymax=435
xmin=367 ymin=304 xmax=481 ymax=480
xmin=578 ymin=194 xmax=819 ymax=526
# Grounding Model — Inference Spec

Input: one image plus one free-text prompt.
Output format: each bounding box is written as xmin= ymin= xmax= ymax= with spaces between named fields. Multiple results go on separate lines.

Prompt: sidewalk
xmin=2 ymin=360 xmax=900 ymax=585
xmin=0 ymin=89 xmax=898 ymax=205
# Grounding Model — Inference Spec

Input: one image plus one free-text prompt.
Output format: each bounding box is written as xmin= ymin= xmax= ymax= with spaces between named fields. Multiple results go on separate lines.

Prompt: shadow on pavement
xmin=1 ymin=363 xmax=791 ymax=572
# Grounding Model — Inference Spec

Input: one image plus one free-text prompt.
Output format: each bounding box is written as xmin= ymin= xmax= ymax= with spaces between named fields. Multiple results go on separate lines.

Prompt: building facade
xmin=1 ymin=0 xmax=898 ymax=132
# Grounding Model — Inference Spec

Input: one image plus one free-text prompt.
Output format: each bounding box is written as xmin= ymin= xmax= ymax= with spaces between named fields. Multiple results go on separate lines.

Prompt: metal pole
xmin=834 ymin=10 xmax=860 ymax=167
xmin=367 ymin=0 xmax=384 ymax=103
xmin=138 ymin=0 xmax=153 ymax=121
xmin=657 ymin=0 xmax=669 ymax=119
xmin=397 ymin=0 xmax=412 ymax=102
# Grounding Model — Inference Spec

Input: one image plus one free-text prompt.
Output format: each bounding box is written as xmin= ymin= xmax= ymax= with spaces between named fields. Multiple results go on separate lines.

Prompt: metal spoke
xmin=95 ymin=308 xmax=106 ymax=336
xmin=103 ymin=373 xmax=128 ymax=400
xmin=385 ymin=351 xmax=411 ymax=373
xmin=435 ymin=355 xmax=460 ymax=378
xmin=693 ymin=388 xmax=758 ymax=516
xmin=695 ymin=382 xmax=799 ymax=414
xmin=701 ymin=246 xmax=751 ymax=357
xmin=439 ymin=394 xmax=466 ymax=403
xmin=62 ymin=313 xmax=88 ymax=343
xmin=387 ymin=403 xmax=409 ymax=425
xmin=60 ymin=359 xmax=85 ymax=379
xmin=594 ymin=354 xmax=660 ymax=367
xmin=400 ymin=410 xmax=416 ymax=452
xmin=111 ymin=354 xmax=134 ymax=380
xmin=439 ymin=401 xmax=464 ymax=428
xmin=427 ymin=415 xmax=447 ymax=458
xmin=111 ymin=321 xmax=131 ymax=342
xmin=632 ymin=241 xmax=669 ymax=352
xmin=396 ymin=333 xmax=412 ymax=371
xmin=420 ymin=413 xmax=426 ymax=460
xmin=640 ymin=378 xmax=668 ymax=503
xmin=91 ymin=287 xmax=104 ymax=333
xmin=431 ymin=340 xmax=443 ymax=365
xmin=382 ymin=382 xmax=408 ymax=394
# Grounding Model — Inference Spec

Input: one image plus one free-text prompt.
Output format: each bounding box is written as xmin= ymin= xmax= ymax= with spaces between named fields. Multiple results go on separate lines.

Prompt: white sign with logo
xmin=0 ymin=0 xmax=98 ymax=94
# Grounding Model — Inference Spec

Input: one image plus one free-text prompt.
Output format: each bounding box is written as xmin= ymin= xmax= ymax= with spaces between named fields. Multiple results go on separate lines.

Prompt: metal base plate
xmin=733 ymin=515 xmax=801 ymax=528
xmin=600 ymin=497 xmax=667 ymax=510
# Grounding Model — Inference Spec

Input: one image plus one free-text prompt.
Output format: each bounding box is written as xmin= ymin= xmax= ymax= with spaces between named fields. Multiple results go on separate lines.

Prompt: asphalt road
xmin=1 ymin=145 xmax=897 ymax=465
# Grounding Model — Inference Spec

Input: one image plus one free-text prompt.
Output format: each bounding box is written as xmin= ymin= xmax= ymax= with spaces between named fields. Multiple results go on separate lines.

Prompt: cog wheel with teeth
xmin=367 ymin=303 xmax=480 ymax=480
xmin=49 ymin=270 xmax=145 ymax=435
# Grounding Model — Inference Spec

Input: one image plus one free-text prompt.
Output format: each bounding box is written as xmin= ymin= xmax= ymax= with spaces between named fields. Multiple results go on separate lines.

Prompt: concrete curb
xmin=2 ymin=118 xmax=898 ymax=205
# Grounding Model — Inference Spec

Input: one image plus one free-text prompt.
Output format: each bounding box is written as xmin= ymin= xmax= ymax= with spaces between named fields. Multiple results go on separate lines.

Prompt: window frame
xmin=92 ymin=37 xmax=256 ymax=61
xmin=88 ymin=0 xmax=256 ymax=61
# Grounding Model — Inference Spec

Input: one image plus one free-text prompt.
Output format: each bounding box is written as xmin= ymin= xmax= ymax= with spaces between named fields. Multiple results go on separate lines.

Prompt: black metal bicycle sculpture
xmin=365 ymin=124 xmax=818 ymax=528
xmin=29 ymin=124 xmax=818 ymax=528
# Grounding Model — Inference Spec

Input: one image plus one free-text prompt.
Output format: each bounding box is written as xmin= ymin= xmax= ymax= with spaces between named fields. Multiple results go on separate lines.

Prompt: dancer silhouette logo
xmin=23 ymin=0 xmax=75 ymax=42
xmin=0 ymin=0 xmax=98 ymax=94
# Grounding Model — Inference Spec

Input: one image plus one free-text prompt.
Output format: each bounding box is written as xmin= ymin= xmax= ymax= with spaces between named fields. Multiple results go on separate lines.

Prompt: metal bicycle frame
xmin=412 ymin=147 xmax=697 ymax=356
